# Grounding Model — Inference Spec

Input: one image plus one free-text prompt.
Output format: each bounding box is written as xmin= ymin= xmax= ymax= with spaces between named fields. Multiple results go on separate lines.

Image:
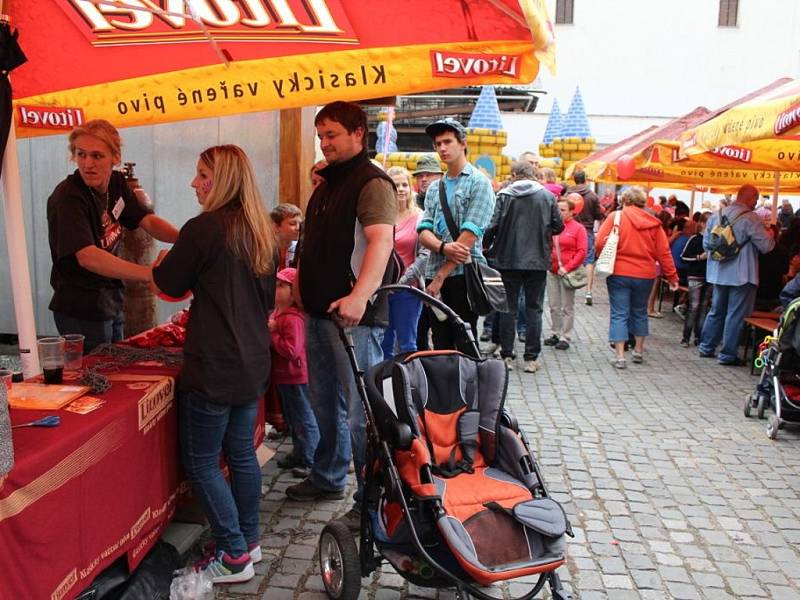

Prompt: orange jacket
xmin=595 ymin=206 xmax=678 ymax=283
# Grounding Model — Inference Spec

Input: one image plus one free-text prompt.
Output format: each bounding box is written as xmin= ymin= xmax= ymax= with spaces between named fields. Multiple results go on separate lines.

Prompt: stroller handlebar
xmin=332 ymin=284 xmax=481 ymax=359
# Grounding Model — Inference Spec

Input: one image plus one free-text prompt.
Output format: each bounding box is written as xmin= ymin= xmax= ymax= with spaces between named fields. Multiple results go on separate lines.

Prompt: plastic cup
xmin=0 ymin=369 xmax=11 ymax=393
xmin=38 ymin=337 xmax=65 ymax=384
xmin=63 ymin=334 xmax=85 ymax=371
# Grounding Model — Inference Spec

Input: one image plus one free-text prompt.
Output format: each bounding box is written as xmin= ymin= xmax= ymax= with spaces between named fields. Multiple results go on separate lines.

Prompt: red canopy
xmin=9 ymin=0 xmax=556 ymax=137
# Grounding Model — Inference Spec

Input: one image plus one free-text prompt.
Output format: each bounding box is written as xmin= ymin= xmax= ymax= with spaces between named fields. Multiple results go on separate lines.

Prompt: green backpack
xmin=707 ymin=209 xmax=748 ymax=262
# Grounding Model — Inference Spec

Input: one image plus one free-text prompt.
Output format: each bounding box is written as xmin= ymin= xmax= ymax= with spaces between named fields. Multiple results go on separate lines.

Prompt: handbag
xmin=554 ymin=236 xmax=588 ymax=290
xmin=595 ymin=209 xmax=622 ymax=279
xmin=438 ymin=183 xmax=508 ymax=315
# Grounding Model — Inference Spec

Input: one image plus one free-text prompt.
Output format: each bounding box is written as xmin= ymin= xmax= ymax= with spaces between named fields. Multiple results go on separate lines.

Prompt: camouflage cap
xmin=412 ymin=154 xmax=444 ymax=175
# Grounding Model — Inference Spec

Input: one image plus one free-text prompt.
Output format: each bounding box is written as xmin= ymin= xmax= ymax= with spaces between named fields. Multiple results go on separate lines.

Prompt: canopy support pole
xmin=279 ymin=107 xmax=316 ymax=212
xmin=690 ymin=189 xmax=696 ymax=214
xmin=2 ymin=121 xmax=40 ymax=378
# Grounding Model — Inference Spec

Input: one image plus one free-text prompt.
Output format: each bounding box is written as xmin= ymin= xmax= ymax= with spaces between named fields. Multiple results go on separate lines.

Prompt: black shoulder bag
xmin=438 ymin=182 xmax=508 ymax=315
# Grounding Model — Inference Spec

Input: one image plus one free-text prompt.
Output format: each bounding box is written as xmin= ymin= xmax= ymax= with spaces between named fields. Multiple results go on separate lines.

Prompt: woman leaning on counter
xmin=47 ymin=119 xmax=178 ymax=352
xmin=151 ymin=145 xmax=276 ymax=583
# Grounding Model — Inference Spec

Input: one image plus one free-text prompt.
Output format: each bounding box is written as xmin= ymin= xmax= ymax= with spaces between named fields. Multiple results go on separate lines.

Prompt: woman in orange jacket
xmin=596 ymin=186 xmax=679 ymax=369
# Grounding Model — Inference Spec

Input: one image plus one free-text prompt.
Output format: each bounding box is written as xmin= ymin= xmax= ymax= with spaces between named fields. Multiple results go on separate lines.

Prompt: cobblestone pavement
xmin=217 ymin=285 xmax=800 ymax=600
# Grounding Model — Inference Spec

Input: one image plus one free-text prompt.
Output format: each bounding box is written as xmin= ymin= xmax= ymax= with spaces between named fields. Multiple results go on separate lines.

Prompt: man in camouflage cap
xmin=412 ymin=153 xmax=444 ymax=210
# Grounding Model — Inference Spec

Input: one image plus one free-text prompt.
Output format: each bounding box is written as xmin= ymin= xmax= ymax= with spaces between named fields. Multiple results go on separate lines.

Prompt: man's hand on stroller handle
xmin=328 ymin=293 xmax=368 ymax=327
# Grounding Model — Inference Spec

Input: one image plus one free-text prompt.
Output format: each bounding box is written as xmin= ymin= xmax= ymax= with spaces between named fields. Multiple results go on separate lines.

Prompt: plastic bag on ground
xmin=169 ymin=567 xmax=214 ymax=600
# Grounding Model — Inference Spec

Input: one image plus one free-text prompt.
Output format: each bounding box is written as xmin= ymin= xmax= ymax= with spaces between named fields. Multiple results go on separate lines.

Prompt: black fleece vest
xmin=299 ymin=150 xmax=395 ymax=326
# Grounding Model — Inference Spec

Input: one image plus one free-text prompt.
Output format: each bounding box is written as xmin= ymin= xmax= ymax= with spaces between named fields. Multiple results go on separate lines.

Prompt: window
xmin=555 ymin=0 xmax=574 ymax=24
xmin=719 ymin=0 xmax=738 ymax=27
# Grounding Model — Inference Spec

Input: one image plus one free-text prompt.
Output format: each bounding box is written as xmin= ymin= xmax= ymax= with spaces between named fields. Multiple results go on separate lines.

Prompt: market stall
xmin=0 ymin=333 xmax=266 ymax=600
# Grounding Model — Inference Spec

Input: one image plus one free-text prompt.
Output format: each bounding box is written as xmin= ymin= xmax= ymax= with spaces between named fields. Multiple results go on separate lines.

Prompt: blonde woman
xmin=153 ymin=145 xmax=277 ymax=584
xmin=382 ymin=166 xmax=423 ymax=358
xmin=47 ymin=119 xmax=179 ymax=352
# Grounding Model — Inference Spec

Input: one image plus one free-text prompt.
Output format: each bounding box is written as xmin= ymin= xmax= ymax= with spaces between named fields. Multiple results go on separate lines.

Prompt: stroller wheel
xmin=743 ymin=394 xmax=752 ymax=418
xmin=756 ymin=395 xmax=767 ymax=419
xmin=767 ymin=415 xmax=780 ymax=440
xmin=319 ymin=521 xmax=361 ymax=600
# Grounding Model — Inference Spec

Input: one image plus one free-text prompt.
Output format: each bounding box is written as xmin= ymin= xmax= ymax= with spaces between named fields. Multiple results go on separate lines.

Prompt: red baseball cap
xmin=277 ymin=267 xmax=297 ymax=285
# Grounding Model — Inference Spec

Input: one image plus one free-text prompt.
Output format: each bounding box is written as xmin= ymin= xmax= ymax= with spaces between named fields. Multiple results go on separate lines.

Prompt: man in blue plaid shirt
xmin=417 ymin=118 xmax=495 ymax=349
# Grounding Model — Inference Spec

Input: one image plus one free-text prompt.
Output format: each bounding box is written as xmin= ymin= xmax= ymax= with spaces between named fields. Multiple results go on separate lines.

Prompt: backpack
xmin=707 ymin=209 xmax=748 ymax=262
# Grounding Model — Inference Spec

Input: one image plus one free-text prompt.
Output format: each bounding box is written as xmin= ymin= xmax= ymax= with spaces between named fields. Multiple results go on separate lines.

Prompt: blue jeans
xmin=178 ymin=391 xmax=261 ymax=557
xmin=381 ymin=290 xmax=423 ymax=358
xmin=606 ymin=275 xmax=653 ymax=342
xmin=307 ymin=317 xmax=383 ymax=502
xmin=499 ymin=270 xmax=547 ymax=360
xmin=53 ymin=311 xmax=123 ymax=353
xmin=699 ymin=283 xmax=757 ymax=363
xmin=277 ymin=383 xmax=320 ymax=467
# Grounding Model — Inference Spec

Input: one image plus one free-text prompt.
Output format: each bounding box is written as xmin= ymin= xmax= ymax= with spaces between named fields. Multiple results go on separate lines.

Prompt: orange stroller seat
xmin=377 ymin=352 xmax=569 ymax=586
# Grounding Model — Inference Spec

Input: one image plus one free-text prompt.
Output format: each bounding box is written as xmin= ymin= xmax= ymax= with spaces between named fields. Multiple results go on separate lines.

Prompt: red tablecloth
xmin=0 ymin=357 xmax=265 ymax=600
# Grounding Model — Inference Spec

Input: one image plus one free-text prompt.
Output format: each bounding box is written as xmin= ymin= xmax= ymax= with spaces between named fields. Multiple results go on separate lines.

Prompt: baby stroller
xmin=318 ymin=285 xmax=575 ymax=600
xmin=744 ymin=297 xmax=800 ymax=439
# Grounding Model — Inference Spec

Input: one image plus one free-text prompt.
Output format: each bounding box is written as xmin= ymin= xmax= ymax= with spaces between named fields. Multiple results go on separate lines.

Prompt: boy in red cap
xmin=269 ymin=267 xmax=319 ymax=477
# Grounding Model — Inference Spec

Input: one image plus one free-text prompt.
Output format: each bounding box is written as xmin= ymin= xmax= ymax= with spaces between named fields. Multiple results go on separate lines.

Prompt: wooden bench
xmin=743 ymin=316 xmax=780 ymax=374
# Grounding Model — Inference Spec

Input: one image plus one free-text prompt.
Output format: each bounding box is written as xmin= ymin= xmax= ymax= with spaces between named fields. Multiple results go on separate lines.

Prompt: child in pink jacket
xmin=269 ymin=268 xmax=319 ymax=477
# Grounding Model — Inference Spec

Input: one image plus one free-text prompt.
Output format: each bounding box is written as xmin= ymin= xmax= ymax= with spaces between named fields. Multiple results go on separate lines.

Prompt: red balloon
xmin=617 ymin=154 xmax=636 ymax=180
xmin=571 ymin=194 xmax=584 ymax=216
xmin=158 ymin=291 xmax=192 ymax=303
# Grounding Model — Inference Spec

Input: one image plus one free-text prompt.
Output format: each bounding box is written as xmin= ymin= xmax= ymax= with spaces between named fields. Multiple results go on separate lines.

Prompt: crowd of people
xmin=43 ymin=105 xmax=798 ymax=586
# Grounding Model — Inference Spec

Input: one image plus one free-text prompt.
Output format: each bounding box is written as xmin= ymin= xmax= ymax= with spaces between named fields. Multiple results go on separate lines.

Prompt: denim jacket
xmin=417 ymin=162 xmax=495 ymax=279
xmin=703 ymin=204 xmax=775 ymax=286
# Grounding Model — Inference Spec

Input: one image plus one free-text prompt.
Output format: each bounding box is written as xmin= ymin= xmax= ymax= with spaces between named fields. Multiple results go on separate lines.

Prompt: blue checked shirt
xmin=417 ymin=162 xmax=495 ymax=279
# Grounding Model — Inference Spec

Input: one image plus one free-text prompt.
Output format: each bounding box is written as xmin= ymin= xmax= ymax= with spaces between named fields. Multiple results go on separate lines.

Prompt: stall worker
xmin=47 ymin=119 xmax=178 ymax=352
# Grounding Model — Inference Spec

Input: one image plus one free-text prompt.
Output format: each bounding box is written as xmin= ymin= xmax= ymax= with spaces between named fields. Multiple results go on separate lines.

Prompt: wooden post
xmin=772 ymin=171 xmax=781 ymax=224
xmin=279 ymin=107 xmax=316 ymax=212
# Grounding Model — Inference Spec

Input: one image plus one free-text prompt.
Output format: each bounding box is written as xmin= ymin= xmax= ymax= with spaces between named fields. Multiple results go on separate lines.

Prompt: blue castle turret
xmin=563 ymin=86 xmax=591 ymax=138
xmin=542 ymin=98 xmax=563 ymax=144
xmin=468 ymin=86 xmax=504 ymax=131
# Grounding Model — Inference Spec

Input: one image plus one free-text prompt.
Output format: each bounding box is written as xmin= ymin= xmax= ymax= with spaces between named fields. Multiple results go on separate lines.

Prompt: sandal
xmin=609 ymin=357 xmax=627 ymax=369
xmin=631 ymin=351 xmax=644 ymax=364
xmin=648 ymin=312 xmax=664 ymax=318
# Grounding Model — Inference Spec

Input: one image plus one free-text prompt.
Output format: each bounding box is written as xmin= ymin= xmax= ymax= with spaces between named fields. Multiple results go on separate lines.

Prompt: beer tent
xmin=1 ymin=0 xmax=557 ymax=375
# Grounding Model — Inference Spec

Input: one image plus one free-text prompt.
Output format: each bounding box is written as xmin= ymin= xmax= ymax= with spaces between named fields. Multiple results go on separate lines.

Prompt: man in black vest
xmin=287 ymin=102 xmax=396 ymax=529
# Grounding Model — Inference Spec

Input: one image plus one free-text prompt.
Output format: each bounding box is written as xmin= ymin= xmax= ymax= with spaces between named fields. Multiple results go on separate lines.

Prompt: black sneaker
xmin=291 ymin=466 xmax=311 ymax=479
xmin=339 ymin=508 xmax=361 ymax=533
xmin=719 ymin=358 xmax=746 ymax=367
xmin=277 ymin=453 xmax=303 ymax=469
xmin=286 ymin=478 xmax=345 ymax=501
xmin=517 ymin=332 xmax=527 ymax=342
xmin=479 ymin=331 xmax=492 ymax=342
xmin=543 ymin=335 xmax=559 ymax=346
xmin=555 ymin=339 xmax=570 ymax=350
xmin=680 ymin=340 xmax=690 ymax=348
xmin=585 ymin=293 xmax=593 ymax=306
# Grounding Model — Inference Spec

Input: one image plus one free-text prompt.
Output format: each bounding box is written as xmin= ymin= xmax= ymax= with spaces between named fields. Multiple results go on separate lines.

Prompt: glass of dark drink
xmin=38 ymin=337 xmax=65 ymax=384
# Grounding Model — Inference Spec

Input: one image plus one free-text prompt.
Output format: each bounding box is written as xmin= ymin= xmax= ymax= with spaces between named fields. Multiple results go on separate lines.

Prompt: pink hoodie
xmin=270 ymin=306 xmax=308 ymax=385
